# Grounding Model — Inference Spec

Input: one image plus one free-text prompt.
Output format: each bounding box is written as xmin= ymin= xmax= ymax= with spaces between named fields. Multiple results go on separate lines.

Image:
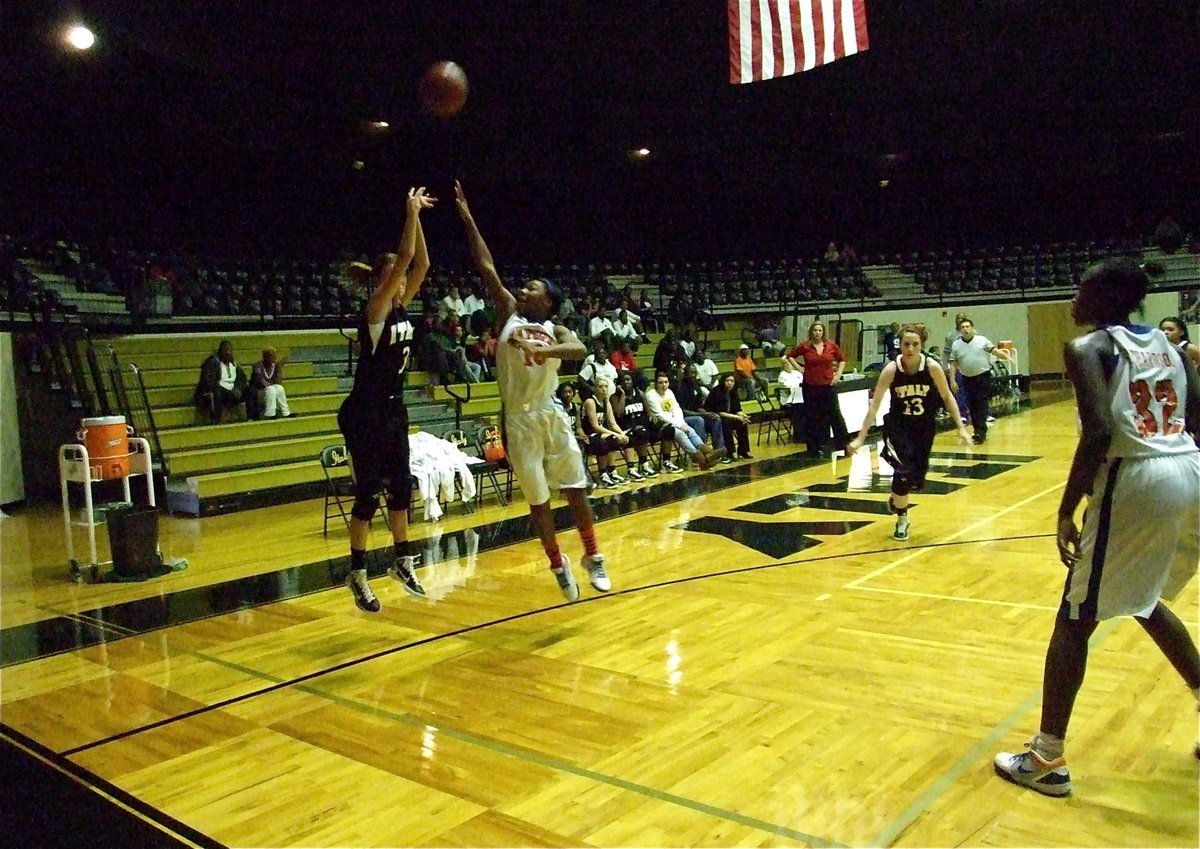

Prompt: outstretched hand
xmin=454 ymin=180 xmax=472 ymax=221
xmin=407 ymin=186 xmax=437 ymax=211
xmin=956 ymin=426 xmax=972 ymax=446
xmin=845 ymin=436 xmax=863 ymax=454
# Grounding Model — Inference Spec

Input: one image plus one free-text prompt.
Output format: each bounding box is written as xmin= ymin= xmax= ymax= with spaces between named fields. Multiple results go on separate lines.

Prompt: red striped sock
xmin=543 ymin=541 xmax=564 ymax=569
xmin=579 ymin=526 xmax=598 ymax=557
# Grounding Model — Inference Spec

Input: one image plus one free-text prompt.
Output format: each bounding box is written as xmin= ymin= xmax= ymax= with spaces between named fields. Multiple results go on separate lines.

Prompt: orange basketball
xmin=419 ymin=61 xmax=468 ymax=118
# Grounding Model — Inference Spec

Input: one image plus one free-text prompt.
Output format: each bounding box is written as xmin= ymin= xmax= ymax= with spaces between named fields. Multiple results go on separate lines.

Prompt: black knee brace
xmin=891 ymin=475 xmax=912 ymax=498
xmin=352 ymin=495 xmax=379 ymax=522
xmin=384 ymin=490 xmax=410 ymax=513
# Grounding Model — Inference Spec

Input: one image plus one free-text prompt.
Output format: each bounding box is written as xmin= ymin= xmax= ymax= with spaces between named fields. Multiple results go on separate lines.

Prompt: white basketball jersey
xmin=1105 ymin=325 xmax=1197 ymax=459
xmin=497 ymin=312 xmax=561 ymax=411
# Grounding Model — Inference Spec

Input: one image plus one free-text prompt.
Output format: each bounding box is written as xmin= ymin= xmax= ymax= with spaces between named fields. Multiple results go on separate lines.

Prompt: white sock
xmin=1032 ymin=731 xmax=1064 ymax=760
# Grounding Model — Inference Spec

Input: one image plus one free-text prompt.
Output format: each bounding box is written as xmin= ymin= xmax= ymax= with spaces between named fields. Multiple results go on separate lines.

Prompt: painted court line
xmin=843 ymin=481 xmax=1065 ymax=590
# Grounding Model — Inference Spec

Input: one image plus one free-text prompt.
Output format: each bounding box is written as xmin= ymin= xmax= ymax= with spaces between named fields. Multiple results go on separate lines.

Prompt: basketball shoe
xmin=662 ymin=459 xmax=682 ymax=473
xmin=893 ymin=514 xmax=910 ymax=541
xmin=583 ymin=553 xmax=610 ymax=592
xmin=993 ymin=744 xmax=1072 ymax=797
xmin=552 ymin=554 xmax=580 ymax=602
xmin=625 ymin=466 xmax=644 ymax=482
xmin=641 ymin=461 xmax=660 ymax=477
xmin=388 ymin=555 xmax=426 ymax=598
xmin=347 ymin=569 xmax=381 ymax=613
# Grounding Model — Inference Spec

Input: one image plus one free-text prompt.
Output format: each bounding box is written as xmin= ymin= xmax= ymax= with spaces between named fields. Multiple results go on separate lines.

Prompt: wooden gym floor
xmin=1 ymin=390 xmax=1197 ymax=848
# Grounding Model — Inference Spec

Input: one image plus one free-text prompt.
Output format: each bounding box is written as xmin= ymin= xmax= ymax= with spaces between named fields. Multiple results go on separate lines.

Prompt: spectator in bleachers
xmin=823 ymin=242 xmax=841 ymax=264
xmin=440 ymin=284 xmax=467 ymax=319
xmin=415 ymin=309 xmax=457 ymax=388
xmin=1158 ymin=317 xmax=1200 ymax=367
xmin=608 ymin=338 xmax=638 ymax=376
xmin=653 ymin=329 xmax=684 ymax=375
xmin=704 ymin=373 xmax=753 ymax=460
xmin=251 ymin=347 xmax=292 ymax=419
xmin=579 ymin=338 xmax=618 ymax=387
xmin=679 ymin=328 xmax=696 ymax=361
xmin=693 ymin=344 xmax=720 ymax=392
xmin=588 ymin=304 xmax=615 ymax=349
xmin=754 ymin=314 xmax=786 ymax=355
xmin=451 ymin=323 xmax=482 ymax=383
xmin=668 ymin=291 xmax=696 ymax=332
xmin=1155 ymin=216 xmax=1184 ymax=254
xmin=644 ymin=371 xmax=725 ymax=471
xmin=677 ymin=364 xmax=727 ymax=460
xmin=733 ymin=344 xmax=768 ymax=399
xmin=462 ymin=283 xmax=486 ymax=318
xmin=194 ymin=340 xmax=247 ymax=423
xmin=467 ymin=326 xmax=496 ymax=379
xmin=611 ymin=309 xmax=639 ymax=350
xmin=634 ymin=289 xmax=659 ymax=333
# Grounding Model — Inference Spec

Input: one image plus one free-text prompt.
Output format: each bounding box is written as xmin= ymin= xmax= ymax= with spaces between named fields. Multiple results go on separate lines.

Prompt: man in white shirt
xmin=693 ymin=344 xmax=720 ymax=394
xmin=440 ymin=284 xmax=467 ymax=319
xmin=611 ymin=309 xmax=639 ymax=349
xmin=462 ymin=285 xmax=485 ymax=317
xmin=588 ymin=308 xmax=615 ymax=348
xmin=948 ymin=318 xmax=1012 ymax=444
xmin=643 ymin=371 xmax=724 ymax=471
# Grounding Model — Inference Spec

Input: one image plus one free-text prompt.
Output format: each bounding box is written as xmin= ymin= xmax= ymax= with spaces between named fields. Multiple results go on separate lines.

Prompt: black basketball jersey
xmin=348 ymin=305 xmax=416 ymax=406
xmin=888 ymin=354 xmax=940 ymax=434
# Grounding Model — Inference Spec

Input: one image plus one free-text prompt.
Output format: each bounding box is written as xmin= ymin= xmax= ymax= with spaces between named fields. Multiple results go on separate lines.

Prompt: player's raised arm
xmin=454 ymin=180 xmax=516 ymax=321
xmin=401 ymin=194 xmax=433 ymax=306
xmin=367 ymin=187 xmax=435 ymax=323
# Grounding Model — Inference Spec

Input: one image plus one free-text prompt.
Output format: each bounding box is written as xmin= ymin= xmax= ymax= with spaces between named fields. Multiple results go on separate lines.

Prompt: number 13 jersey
xmin=1105 ymin=325 xmax=1196 ymax=459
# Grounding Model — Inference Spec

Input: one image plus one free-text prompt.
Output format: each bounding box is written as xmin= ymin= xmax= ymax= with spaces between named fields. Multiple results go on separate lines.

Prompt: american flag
xmin=729 ymin=0 xmax=870 ymax=84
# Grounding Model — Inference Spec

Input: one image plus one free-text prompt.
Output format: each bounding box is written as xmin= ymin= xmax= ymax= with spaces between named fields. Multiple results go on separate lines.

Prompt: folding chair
xmin=754 ymin=387 xmax=789 ymax=447
xmin=475 ymin=423 xmax=514 ymax=503
xmin=320 ymin=444 xmax=354 ymax=535
xmin=442 ymin=428 xmax=507 ymax=511
xmin=319 ymin=444 xmax=394 ymax=535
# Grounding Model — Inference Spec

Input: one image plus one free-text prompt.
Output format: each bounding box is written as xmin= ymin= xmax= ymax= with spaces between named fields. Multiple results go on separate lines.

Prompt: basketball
xmin=419 ymin=61 xmax=468 ymax=118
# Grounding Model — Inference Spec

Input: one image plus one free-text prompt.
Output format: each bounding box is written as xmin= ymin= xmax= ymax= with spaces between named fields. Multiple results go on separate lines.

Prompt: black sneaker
xmin=388 ymin=555 xmax=427 ymax=598
xmin=347 ymin=569 xmax=381 ymax=613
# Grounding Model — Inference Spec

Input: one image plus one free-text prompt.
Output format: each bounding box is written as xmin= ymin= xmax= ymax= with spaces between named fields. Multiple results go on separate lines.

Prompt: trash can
xmin=106 ymin=504 xmax=161 ymax=578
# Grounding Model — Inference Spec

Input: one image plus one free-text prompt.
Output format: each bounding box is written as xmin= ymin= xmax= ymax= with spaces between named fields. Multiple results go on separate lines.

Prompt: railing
xmin=107 ymin=350 xmax=168 ymax=476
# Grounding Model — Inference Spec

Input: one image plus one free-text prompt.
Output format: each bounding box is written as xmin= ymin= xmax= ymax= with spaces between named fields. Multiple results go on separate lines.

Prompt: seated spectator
xmin=693 ymin=344 xmax=720 ymax=393
xmin=677 ymin=364 xmax=726 ymax=459
xmin=644 ymin=371 xmax=725 ymax=472
xmin=754 ymin=314 xmax=786 ymax=355
xmin=653 ymin=329 xmax=685 ymax=375
xmin=440 ymin=284 xmax=467 ymax=319
xmin=733 ymin=344 xmax=768 ymax=399
xmin=415 ymin=310 xmax=457 ymax=387
xmin=823 ymin=241 xmax=841 ymax=264
xmin=467 ymin=326 xmax=497 ymax=379
xmin=462 ymin=283 xmax=489 ymax=334
xmin=588 ymin=305 xmax=615 ymax=349
xmin=451 ymin=324 xmax=482 ymax=383
xmin=777 ymin=358 xmax=805 ymax=442
xmin=611 ymin=309 xmax=640 ymax=350
xmin=580 ymin=377 xmax=629 ymax=488
xmin=194 ymin=340 xmax=247 ymax=423
xmin=679 ymin=329 xmax=696 ymax=361
xmin=610 ymin=372 xmax=664 ymax=480
xmin=608 ymin=339 xmax=638 ymax=375
xmin=579 ymin=338 xmax=618 ymax=387
xmin=634 ymin=289 xmax=659 ymax=333
xmin=704 ymin=372 xmax=753 ymax=460
xmin=251 ymin=347 xmax=292 ymax=419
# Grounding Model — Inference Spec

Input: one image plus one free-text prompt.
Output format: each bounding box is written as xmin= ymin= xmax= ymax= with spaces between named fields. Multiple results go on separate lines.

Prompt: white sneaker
xmin=347 ymin=569 xmax=381 ymax=613
xmin=626 ymin=467 xmax=644 ymax=482
xmin=893 ymin=514 xmax=910 ymax=541
xmin=552 ymin=555 xmax=580 ymax=602
xmin=662 ymin=460 xmax=682 ymax=473
xmin=598 ymin=471 xmax=616 ymax=488
xmin=583 ymin=553 xmax=611 ymax=592
xmin=641 ymin=462 xmax=659 ymax=478
xmin=609 ymin=470 xmax=628 ymax=485
xmin=993 ymin=745 xmax=1071 ymax=797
